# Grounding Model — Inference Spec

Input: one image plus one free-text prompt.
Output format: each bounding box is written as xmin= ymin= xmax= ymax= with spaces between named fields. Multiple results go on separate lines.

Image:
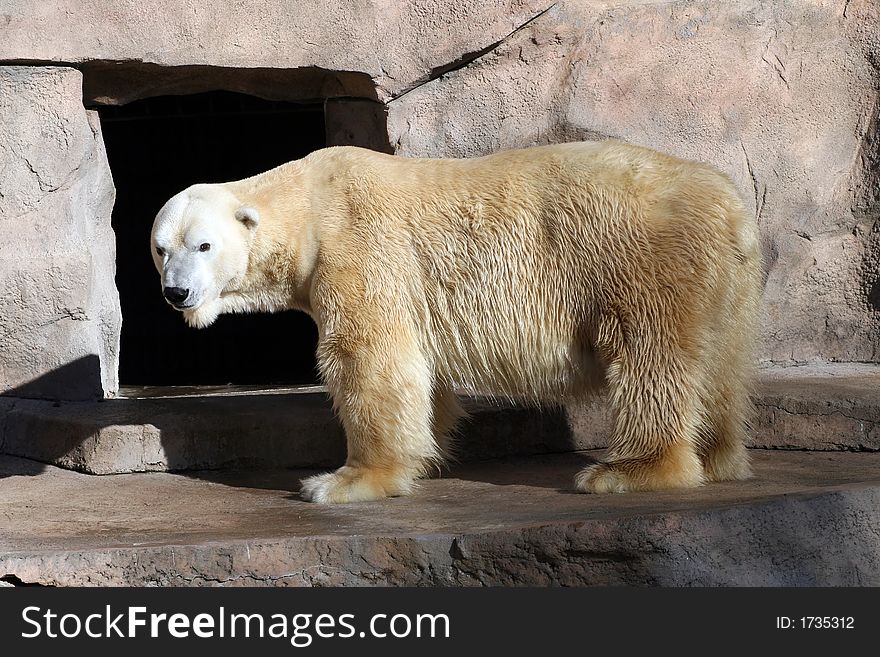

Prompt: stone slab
xmin=1 ymin=450 xmax=878 ymax=586
xmin=0 ymin=66 xmax=120 ymax=400
xmin=2 ymin=365 xmax=878 ymax=475
xmin=754 ymin=364 xmax=880 ymax=451
xmin=0 ymin=387 xmax=578 ymax=474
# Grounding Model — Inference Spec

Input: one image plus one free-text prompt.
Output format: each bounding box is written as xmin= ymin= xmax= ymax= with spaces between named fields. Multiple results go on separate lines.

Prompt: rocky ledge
xmin=1 ymin=450 xmax=878 ymax=586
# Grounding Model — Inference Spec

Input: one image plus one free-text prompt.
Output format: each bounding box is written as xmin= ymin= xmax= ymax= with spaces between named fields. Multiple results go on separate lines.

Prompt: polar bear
xmin=151 ymin=141 xmax=762 ymax=503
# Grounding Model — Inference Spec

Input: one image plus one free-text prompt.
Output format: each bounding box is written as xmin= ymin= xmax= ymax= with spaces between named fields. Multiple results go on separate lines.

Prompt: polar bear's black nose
xmin=163 ymin=286 xmax=189 ymax=304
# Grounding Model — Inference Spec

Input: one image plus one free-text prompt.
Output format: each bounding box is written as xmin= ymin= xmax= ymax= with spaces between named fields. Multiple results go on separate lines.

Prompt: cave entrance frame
xmin=83 ymin=63 xmax=391 ymax=391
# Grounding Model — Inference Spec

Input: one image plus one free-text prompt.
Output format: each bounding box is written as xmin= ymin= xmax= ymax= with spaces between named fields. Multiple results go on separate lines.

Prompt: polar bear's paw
xmin=299 ymin=465 xmax=415 ymax=504
xmin=575 ymin=454 xmax=706 ymax=493
xmin=575 ymin=463 xmax=634 ymax=494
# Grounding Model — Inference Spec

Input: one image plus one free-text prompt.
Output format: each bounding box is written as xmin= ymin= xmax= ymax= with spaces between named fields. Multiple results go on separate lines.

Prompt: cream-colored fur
xmin=151 ymin=141 xmax=762 ymax=503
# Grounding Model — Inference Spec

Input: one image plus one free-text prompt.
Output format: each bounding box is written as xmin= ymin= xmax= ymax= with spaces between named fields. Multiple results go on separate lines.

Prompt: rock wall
xmin=0 ymin=1 xmax=877 ymax=375
xmin=0 ymin=0 xmax=550 ymax=101
xmin=0 ymin=67 xmax=120 ymax=400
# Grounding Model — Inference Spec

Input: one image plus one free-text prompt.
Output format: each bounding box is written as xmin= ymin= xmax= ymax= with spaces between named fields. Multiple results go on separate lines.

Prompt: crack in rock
xmin=740 ymin=140 xmax=766 ymax=223
xmin=757 ymin=400 xmax=879 ymax=426
xmin=388 ymin=2 xmax=558 ymax=102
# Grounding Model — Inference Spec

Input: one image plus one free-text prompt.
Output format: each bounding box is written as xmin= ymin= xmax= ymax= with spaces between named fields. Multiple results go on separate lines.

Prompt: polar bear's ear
xmin=234 ymin=206 xmax=260 ymax=231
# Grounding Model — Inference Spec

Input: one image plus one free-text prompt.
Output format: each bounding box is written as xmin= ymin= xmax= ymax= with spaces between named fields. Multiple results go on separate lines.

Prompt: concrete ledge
xmin=0 ymin=387 xmax=346 ymax=474
xmin=1 ymin=450 xmax=878 ymax=586
xmin=0 ymin=387 xmax=578 ymax=474
xmin=753 ymin=364 xmax=880 ymax=451
xmin=1 ymin=364 xmax=878 ymax=474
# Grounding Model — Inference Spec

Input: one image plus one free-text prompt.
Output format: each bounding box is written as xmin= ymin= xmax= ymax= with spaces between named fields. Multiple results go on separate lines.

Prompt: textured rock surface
xmin=0 ymin=67 xmax=120 ymax=400
xmin=325 ymin=97 xmax=393 ymax=152
xmin=0 ymin=0 xmax=550 ymax=101
xmin=755 ymin=364 xmax=880 ymax=451
xmin=1 ymin=450 xmax=878 ymax=586
xmin=1 ymin=365 xmax=877 ymax=475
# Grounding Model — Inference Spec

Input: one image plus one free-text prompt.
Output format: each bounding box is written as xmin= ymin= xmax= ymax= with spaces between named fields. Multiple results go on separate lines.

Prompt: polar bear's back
xmin=308 ymin=142 xmax=759 ymax=400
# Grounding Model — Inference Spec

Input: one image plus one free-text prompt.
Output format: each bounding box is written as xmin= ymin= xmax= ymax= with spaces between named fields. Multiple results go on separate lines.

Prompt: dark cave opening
xmin=97 ymin=91 xmax=324 ymax=386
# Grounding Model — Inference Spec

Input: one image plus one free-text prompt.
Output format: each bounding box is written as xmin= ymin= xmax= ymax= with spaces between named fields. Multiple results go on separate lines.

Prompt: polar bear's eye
xmin=155 ymin=246 xmax=165 ymax=257
xmin=199 ymin=243 xmax=211 ymax=252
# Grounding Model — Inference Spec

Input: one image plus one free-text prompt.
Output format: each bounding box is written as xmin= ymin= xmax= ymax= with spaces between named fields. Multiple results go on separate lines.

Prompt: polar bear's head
xmin=150 ymin=184 xmax=259 ymax=328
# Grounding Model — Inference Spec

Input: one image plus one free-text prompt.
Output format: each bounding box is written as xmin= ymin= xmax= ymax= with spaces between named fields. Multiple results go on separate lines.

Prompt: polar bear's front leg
xmin=300 ymin=324 xmax=439 ymax=504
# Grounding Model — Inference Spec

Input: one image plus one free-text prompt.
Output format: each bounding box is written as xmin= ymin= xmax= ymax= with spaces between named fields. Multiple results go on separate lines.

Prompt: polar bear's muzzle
xmin=158 ymin=249 xmax=218 ymax=314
